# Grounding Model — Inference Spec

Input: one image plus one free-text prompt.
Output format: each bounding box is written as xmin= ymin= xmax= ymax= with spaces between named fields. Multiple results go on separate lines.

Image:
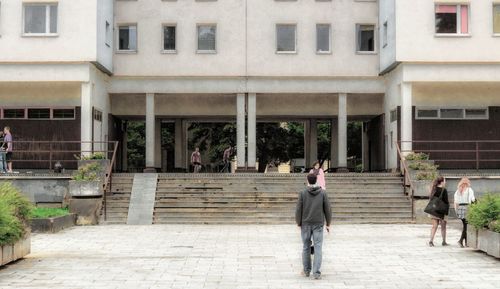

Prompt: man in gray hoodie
xmin=295 ymin=173 xmax=332 ymax=279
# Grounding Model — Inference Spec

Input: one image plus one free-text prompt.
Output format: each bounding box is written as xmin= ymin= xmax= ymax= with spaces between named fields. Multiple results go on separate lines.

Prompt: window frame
xmin=0 ymin=107 xmax=76 ymax=120
xmin=316 ymin=23 xmax=331 ymax=54
xmin=52 ymin=108 xmax=76 ymax=120
xmin=382 ymin=21 xmax=388 ymax=48
xmin=434 ymin=3 xmax=471 ymax=37
xmin=415 ymin=107 xmax=489 ymax=120
xmin=276 ymin=23 xmax=297 ymax=54
xmin=196 ymin=23 xmax=217 ymax=54
xmin=116 ymin=23 xmax=138 ymax=53
xmin=356 ymin=23 xmax=376 ymax=54
xmin=22 ymin=3 xmax=58 ymax=37
xmin=1 ymin=108 xmax=27 ymax=120
xmin=161 ymin=23 xmax=177 ymax=54
xmin=493 ymin=3 xmax=500 ymax=36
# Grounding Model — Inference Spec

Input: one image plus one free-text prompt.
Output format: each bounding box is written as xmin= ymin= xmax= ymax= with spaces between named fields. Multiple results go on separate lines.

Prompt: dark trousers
xmin=460 ymin=219 xmax=467 ymax=242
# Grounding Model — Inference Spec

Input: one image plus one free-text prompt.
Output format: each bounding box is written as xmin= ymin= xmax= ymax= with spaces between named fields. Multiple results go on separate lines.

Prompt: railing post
xmin=476 ymin=142 xmax=479 ymax=170
xmin=49 ymin=142 xmax=52 ymax=171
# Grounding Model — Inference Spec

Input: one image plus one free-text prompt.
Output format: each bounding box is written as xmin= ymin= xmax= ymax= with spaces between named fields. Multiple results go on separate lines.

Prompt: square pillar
xmin=122 ymin=121 xmax=128 ymax=172
xmin=155 ymin=119 xmax=162 ymax=168
xmin=401 ymin=83 xmax=413 ymax=153
xmin=145 ymin=93 xmax=155 ymax=170
xmin=330 ymin=119 xmax=338 ymax=168
xmin=236 ymin=93 xmax=246 ymax=168
xmin=247 ymin=93 xmax=257 ymax=169
xmin=304 ymin=120 xmax=318 ymax=167
xmin=81 ymin=82 xmax=93 ymax=156
xmin=338 ymin=93 xmax=348 ymax=169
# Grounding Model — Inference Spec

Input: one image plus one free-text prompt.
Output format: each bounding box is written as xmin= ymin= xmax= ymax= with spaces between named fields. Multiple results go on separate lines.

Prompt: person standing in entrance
xmin=454 ymin=177 xmax=475 ymax=248
xmin=295 ymin=173 xmax=332 ymax=280
xmin=2 ymin=127 xmax=13 ymax=173
xmin=190 ymin=147 xmax=202 ymax=173
xmin=221 ymin=146 xmax=233 ymax=173
xmin=309 ymin=161 xmax=326 ymax=190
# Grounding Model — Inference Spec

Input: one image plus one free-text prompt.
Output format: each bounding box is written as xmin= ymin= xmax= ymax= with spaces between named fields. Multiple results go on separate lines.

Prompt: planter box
xmin=412 ymin=180 xmax=433 ymax=197
xmin=478 ymin=229 xmax=490 ymax=253
xmin=31 ymin=214 xmax=76 ymax=233
xmin=1 ymin=234 xmax=31 ymax=266
xmin=467 ymin=227 xmax=478 ymax=249
xmin=69 ymin=197 xmax=103 ymax=225
xmin=486 ymin=230 xmax=500 ymax=258
xmin=406 ymin=160 xmax=435 ymax=167
xmin=78 ymin=159 xmax=110 ymax=176
xmin=69 ymin=180 xmax=103 ymax=197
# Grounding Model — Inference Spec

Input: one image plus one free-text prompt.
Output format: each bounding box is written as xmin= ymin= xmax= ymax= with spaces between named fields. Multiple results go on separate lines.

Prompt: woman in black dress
xmin=428 ymin=176 xmax=450 ymax=247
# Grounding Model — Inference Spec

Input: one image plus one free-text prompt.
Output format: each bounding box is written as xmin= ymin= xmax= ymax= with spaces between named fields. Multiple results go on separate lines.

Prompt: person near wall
xmin=309 ymin=161 xmax=326 ymax=190
xmin=427 ymin=176 xmax=450 ymax=247
xmin=0 ymin=131 xmax=6 ymax=173
xmin=190 ymin=147 xmax=202 ymax=173
xmin=2 ymin=127 xmax=13 ymax=173
xmin=454 ymin=177 xmax=476 ymax=248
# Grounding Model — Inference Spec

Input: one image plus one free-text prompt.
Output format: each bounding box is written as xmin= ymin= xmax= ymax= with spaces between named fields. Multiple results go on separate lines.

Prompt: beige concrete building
xmin=1 ymin=0 xmax=499 ymax=171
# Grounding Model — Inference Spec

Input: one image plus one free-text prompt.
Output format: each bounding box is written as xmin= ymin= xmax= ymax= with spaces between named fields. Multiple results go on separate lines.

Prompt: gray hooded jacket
xmin=295 ymin=185 xmax=332 ymax=226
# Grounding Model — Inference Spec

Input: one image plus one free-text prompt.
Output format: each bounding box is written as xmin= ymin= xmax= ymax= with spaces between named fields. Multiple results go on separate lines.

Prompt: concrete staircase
xmin=102 ymin=174 xmax=133 ymax=224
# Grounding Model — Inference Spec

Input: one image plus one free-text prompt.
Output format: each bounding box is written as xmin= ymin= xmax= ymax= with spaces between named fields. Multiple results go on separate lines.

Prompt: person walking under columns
xmin=2 ymin=126 xmax=13 ymax=173
xmin=427 ymin=176 xmax=450 ymax=247
xmin=190 ymin=147 xmax=202 ymax=173
xmin=295 ymin=173 xmax=332 ymax=280
xmin=221 ymin=146 xmax=233 ymax=173
xmin=454 ymin=177 xmax=476 ymax=248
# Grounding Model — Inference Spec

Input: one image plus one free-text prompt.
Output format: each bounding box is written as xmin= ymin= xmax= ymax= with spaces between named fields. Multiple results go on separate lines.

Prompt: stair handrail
xmin=103 ymin=141 xmax=119 ymax=221
xmin=396 ymin=142 xmax=415 ymax=197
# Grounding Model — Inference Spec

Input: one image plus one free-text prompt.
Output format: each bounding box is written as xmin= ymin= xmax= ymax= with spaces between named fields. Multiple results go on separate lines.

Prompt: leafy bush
xmin=72 ymin=163 xmax=101 ymax=181
xmin=405 ymin=152 xmax=430 ymax=161
xmin=0 ymin=182 xmax=33 ymax=246
xmin=408 ymin=161 xmax=438 ymax=171
xmin=32 ymin=207 xmax=69 ymax=219
xmin=468 ymin=193 xmax=500 ymax=232
xmin=416 ymin=171 xmax=438 ymax=181
xmin=75 ymin=152 xmax=106 ymax=160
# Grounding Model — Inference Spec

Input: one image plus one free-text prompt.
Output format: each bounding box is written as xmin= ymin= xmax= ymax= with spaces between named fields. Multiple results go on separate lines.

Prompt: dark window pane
xmin=390 ymin=109 xmax=398 ymax=122
xmin=50 ymin=5 xmax=58 ymax=33
xmin=417 ymin=109 xmax=438 ymax=118
xmin=24 ymin=5 xmax=47 ymax=34
xmin=465 ymin=109 xmax=487 ymax=119
xmin=53 ymin=109 xmax=75 ymax=119
xmin=440 ymin=109 xmax=463 ymax=119
xmin=277 ymin=25 xmax=296 ymax=52
xmin=3 ymin=109 xmax=25 ymax=119
xmin=358 ymin=25 xmax=374 ymax=52
xmin=28 ymin=108 xmax=50 ymax=119
xmin=316 ymin=24 xmax=330 ymax=52
xmin=163 ymin=26 xmax=176 ymax=51
xmin=436 ymin=13 xmax=457 ymax=33
xmin=197 ymin=25 xmax=216 ymax=51
xmin=119 ymin=26 xmax=137 ymax=50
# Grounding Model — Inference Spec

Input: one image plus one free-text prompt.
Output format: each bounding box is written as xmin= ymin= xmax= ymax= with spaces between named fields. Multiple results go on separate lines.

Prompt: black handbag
xmin=424 ymin=188 xmax=448 ymax=217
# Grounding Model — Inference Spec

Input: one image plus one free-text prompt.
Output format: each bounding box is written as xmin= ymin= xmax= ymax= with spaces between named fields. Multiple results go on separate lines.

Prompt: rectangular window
xmin=465 ymin=108 xmax=488 ymax=119
xmin=118 ymin=25 xmax=137 ymax=51
xmin=440 ymin=108 xmax=464 ymax=119
xmin=163 ymin=25 xmax=176 ymax=51
xmin=316 ymin=24 xmax=331 ymax=53
xmin=93 ymin=109 xmax=103 ymax=122
xmin=383 ymin=21 xmax=388 ymax=47
xmin=3 ymin=109 xmax=26 ymax=119
xmin=105 ymin=21 xmax=111 ymax=47
xmin=276 ymin=24 xmax=297 ymax=53
xmin=416 ymin=109 xmax=439 ymax=119
xmin=356 ymin=24 xmax=375 ymax=52
xmin=24 ymin=3 xmax=58 ymax=35
xmin=197 ymin=24 xmax=216 ymax=52
xmin=52 ymin=109 xmax=75 ymax=119
xmin=390 ymin=109 xmax=398 ymax=122
xmin=435 ymin=4 xmax=469 ymax=35
xmin=494 ymin=5 xmax=500 ymax=34
xmin=28 ymin=108 xmax=50 ymax=119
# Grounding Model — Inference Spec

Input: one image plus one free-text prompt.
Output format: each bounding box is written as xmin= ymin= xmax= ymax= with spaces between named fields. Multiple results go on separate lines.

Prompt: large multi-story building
xmin=1 ymin=0 xmax=499 ymax=172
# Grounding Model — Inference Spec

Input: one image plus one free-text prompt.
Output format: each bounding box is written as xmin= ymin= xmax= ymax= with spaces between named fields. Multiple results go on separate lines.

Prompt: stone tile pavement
xmin=0 ymin=224 xmax=499 ymax=289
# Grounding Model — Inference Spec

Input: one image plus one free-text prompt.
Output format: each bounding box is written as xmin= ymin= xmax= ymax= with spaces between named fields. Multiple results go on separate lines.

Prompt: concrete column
xmin=236 ymin=93 xmax=246 ymax=168
xmin=81 ymin=82 xmax=93 ymax=156
xmin=330 ymin=119 xmax=338 ymax=168
xmin=310 ymin=119 xmax=318 ymax=165
xmin=401 ymin=83 xmax=413 ymax=153
xmin=122 ymin=121 xmax=128 ymax=172
xmin=145 ymin=93 xmax=155 ymax=169
xmin=362 ymin=122 xmax=370 ymax=171
xmin=154 ymin=119 xmax=162 ymax=168
xmin=174 ymin=120 xmax=183 ymax=169
xmin=338 ymin=93 xmax=348 ymax=168
xmin=247 ymin=93 xmax=257 ymax=169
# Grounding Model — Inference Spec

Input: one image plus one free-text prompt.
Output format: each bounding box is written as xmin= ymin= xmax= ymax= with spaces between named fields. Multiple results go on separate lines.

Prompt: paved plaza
xmin=0 ymin=224 xmax=499 ymax=289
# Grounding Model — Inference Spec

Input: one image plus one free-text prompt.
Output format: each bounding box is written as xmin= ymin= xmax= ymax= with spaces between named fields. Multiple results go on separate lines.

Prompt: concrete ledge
xmin=31 ymin=214 xmax=76 ymax=233
xmin=1 ymin=234 xmax=31 ymax=267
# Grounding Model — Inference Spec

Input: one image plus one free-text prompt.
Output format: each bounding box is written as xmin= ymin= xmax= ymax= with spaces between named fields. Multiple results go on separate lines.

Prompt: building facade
xmin=0 ymin=0 xmax=499 ymax=171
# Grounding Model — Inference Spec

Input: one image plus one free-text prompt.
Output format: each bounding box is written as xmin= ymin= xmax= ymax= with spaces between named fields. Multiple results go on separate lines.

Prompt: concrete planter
xmin=475 ymin=229 xmax=500 ymax=258
xmin=1 ymin=234 xmax=31 ymax=266
xmin=77 ymin=159 xmax=110 ymax=176
xmin=467 ymin=227 xmax=478 ymax=249
xmin=478 ymin=229 xmax=490 ymax=253
xmin=31 ymin=214 xmax=76 ymax=233
xmin=406 ymin=160 xmax=435 ymax=168
xmin=69 ymin=180 xmax=103 ymax=197
xmin=413 ymin=180 xmax=433 ymax=197
xmin=69 ymin=197 xmax=103 ymax=225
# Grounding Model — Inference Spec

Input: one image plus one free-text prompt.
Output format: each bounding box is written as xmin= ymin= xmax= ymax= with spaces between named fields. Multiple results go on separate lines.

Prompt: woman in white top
xmin=454 ymin=177 xmax=476 ymax=248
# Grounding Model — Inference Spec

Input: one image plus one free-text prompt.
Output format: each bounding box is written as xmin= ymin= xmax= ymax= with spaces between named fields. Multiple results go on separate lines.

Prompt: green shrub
xmin=408 ymin=161 xmax=438 ymax=171
xmin=0 ymin=182 xmax=33 ymax=246
xmin=467 ymin=193 xmax=500 ymax=232
xmin=75 ymin=152 xmax=106 ymax=160
xmin=405 ymin=152 xmax=430 ymax=161
xmin=72 ymin=163 xmax=101 ymax=181
xmin=32 ymin=207 xmax=69 ymax=219
xmin=416 ymin=171 xmax=438 ymax=181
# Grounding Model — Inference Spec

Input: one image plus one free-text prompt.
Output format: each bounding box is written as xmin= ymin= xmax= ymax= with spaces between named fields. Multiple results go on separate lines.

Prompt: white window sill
xmin=434 ymin=33 xmax=471 ymax=38
xmin=316 ymin=51 xmax=331 ymax=55
xmin=196 ymin=50 xmax=217 ymax=54
xmin=161 ymin=50 xmax=177 ymax=54
xmin=22 ymin=33 xmax=59 ymax=38
xmin=116 ymin=50 xmax=138 ymax=54
xmin=356 ymin=51 xmax=377 ymax=55
xmin=276 ymin=51 xmax=297 ymax=54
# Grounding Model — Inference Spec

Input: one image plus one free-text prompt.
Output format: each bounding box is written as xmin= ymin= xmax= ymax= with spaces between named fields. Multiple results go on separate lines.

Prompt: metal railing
xmin=399 ymin=140 xmax=500 ymax=170
xmin=395 ymin=142 xmax=415 ymax=219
